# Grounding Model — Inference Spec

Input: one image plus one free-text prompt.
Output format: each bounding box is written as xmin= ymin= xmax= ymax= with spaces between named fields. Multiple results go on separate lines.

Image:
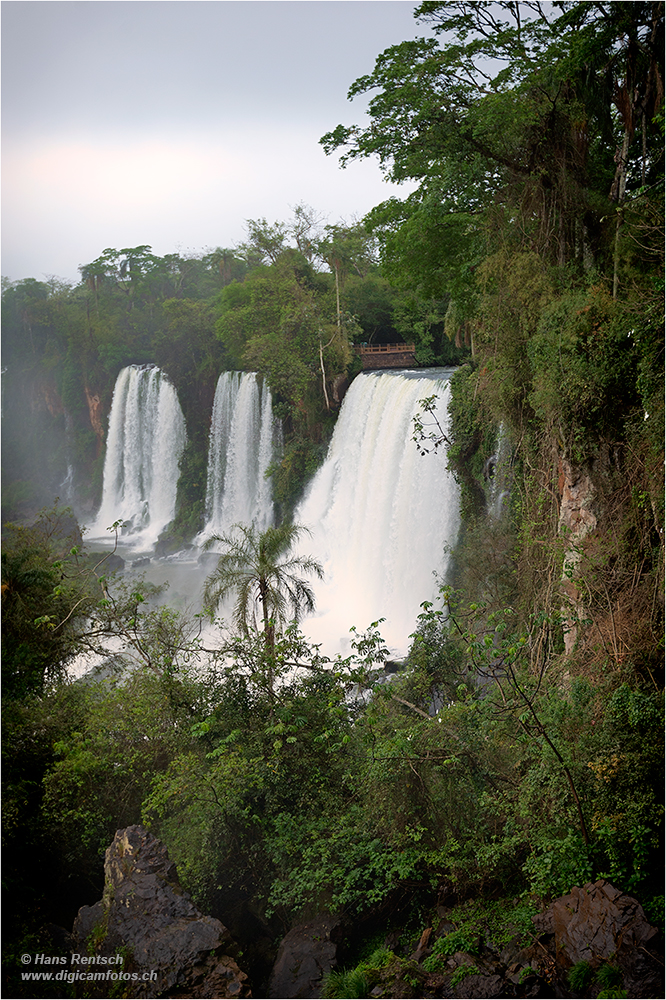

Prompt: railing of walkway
xmin=357 ymin=343 xmax=416 ymax=353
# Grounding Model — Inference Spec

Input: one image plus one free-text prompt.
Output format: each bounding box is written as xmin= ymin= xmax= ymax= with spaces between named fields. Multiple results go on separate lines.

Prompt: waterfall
xmin=90 ymin=365 xmax=186 ymax=546
xmin=58 ymin=412 xmax=76 ymax=505
xmin=295 ymin=369 xmax=459 ymax=656
xmin=201 ymin=371 xmax=278 ymax=542
xmin=486 ymin=422 xmax=512 ymax=520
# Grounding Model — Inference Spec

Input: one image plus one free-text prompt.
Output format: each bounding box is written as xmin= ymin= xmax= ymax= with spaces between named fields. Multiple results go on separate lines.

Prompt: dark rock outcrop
xmin=267 ymin=915 xmax=342 ymax=998
xmin=72 ymin=825 xmax=251 ymax=999
xmin=88 ymin=551 xmax=125 ymax=573
xmin=452 ymin=973 xmax=504 ymax=998
xmin=532 ymin=879 xmax=663 ymax=997
xmin=391 ymin=880 xmax=661 ymax=998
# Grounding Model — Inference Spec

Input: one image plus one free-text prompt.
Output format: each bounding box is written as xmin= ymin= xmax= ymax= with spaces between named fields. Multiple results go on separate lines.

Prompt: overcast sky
xmin=2 ymin=0 xmax=422 ymax=283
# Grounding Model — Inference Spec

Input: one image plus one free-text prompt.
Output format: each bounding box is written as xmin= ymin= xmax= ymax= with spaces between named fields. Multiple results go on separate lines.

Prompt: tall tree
xmin=321 ymin=1 xmax=664 ymax=289
xmin=203 ymin=524 xmax=323 ymax=685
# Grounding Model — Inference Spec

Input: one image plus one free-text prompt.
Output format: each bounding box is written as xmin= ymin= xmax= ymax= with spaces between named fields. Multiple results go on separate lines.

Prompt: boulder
xmin=453 ymin=973 xmax=504 ymax=998
xmin=533 ymin=879 xmax=662 ymax=997
xmin=89 ymin=551 xmax=126 ymax=573
xmin=72 ymin=825 xmax=251 ymax=998
xmin=267 ymin=915 xmax=342 ymax=998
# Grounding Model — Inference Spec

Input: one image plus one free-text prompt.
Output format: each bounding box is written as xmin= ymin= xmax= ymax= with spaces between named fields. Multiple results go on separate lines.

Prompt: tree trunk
xmin=319 ymin=334 xmax=330 ymax=412
xmin=612 ymin=128 xmax=630 ymax=300
xmin=334 ymin=260 xmax=341 ymax=333
xmin=259 ymin=578 xmax=275 ymax=695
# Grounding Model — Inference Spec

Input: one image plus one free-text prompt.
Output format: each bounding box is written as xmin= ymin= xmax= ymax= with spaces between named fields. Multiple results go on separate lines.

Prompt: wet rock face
xmin=267 ymin=916 xmax=342 ymax=999
xmin=84 ymin=385 xmax=105 ymax=455
xmin=72 ymin=825 xmax=251 ymax=999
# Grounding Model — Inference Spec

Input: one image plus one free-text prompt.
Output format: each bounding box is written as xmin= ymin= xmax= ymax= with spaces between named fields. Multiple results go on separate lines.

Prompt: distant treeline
xmin=1 ymin=208 xmax=468 ymax=529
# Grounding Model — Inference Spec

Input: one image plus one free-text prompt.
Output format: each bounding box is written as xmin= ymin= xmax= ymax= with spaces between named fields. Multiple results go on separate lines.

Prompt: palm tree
xmin=202 ymin=523 xmax=323 ymax=660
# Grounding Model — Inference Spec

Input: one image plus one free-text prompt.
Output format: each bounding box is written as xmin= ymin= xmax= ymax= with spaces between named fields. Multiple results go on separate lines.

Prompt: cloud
xmin=2 ymin=125 xmax=408 ymax=280
xmin=2 ymin=1 xmax=421 ymax=280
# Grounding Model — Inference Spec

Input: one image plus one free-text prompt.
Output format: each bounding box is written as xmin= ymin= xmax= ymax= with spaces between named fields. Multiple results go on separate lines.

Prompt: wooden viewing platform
xmin=356 ymin=343 xmax=416 ymax=369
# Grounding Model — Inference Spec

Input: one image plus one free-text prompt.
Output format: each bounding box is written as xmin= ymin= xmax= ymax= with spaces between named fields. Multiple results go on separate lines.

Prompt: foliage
xmin=269 ymin=437 xmax=329 ymax=521
xmin=568 ymin=960 xmax=594 ymax=990
xmin=450 ymin=963 xmax=481 ymax=985
xmin=380 ymin=589 xmax=663 ymax=902
xmin=140 ymin=619 xmax=390 ymax=916
xmin=321 ymin=966 xmax=369 ymax=999
xmin=428 ymin=897 xmax=539 ymax=970
xmin=323 ymin=2 xmax=663 ymax=284
xmin=643 ymin=895 xmax=665 ymax=933
xmin=527 ymin=284 xmax=648 ymax=461
xmin=595 ymin=963 xmax=624 ymax=990
xmin=202 ymin=523 xmax=323 ymax=671
xmin=442 ymin=363 xmax=494 ymax=519
xmin=323 ymin=949 xmax=416 ymax=1000
xmin=1 ymin=506 xmax=97 ymax=698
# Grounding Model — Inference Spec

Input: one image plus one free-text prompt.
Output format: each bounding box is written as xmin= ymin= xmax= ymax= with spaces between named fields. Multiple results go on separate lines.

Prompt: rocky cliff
xmin=72 ymin=826 xmax=251 ymax=999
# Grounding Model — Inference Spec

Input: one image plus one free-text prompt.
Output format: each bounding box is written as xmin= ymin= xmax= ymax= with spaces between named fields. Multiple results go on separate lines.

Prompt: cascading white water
xmin=201 ymin=371 xmax=278 ymax=542
xmin=295 ymin=369 xmax=459 ymax=657
xmin=89 ymin=365 xmax=187 ymax=547
xmin=487 ymin=421 xmax=512 ymax=520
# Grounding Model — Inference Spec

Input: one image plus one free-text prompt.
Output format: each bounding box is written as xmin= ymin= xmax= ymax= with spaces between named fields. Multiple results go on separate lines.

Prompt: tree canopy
xmin=322 ymin=1 xmax=664 ymax=303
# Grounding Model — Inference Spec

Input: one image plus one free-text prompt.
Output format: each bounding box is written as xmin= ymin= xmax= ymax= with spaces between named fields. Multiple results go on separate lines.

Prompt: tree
xmin=321 ymin=2 xmax=664 ymax=289
xmin=215 ymin=246 xmax=353 ymax=421
xmin=201 ymin=247 xmax=248 ymax=287
xmin=553 ymin=1 xmax=665 ymax=296
xmin=1 ymin=508 xmax=96 ymax=698
xmin=203 ymin=523 xmax=323 ymax=686
xmin=237 ymin=217 xmax=289 ymax=267
xmin=314 ymin=221 xmax=377 ymax=331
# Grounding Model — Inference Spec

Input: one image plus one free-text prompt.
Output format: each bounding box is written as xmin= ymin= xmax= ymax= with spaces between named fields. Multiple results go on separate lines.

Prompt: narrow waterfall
xmin=90 ymin=365 xmax=186 ymax=546
xmin=58 ymin=412 xmax=76 ymax=505
xmin=201 ymin=371 xmax=278 ymax=542
xmin=486 ymin=422 xmax=512 ymax=520
xmin=295 ymin=369 xmax=459 ymax=656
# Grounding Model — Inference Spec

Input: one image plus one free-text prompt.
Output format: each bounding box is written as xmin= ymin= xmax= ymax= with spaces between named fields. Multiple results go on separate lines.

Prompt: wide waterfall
xmin=201 ymin=371 xmax=278 ymax=542
xmin=295 ymin=369 xmax=459 ymax=656
xmin=89 ymin=365 xmax=187 ymax=547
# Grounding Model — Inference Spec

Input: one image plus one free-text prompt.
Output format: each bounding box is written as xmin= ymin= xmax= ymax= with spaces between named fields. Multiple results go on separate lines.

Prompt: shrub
xmin=451 ymin=963 xmax=481 ymax=985
xmin=321 ymin=968 xmax=369 ymax=999
xmin=595 ymin=963 xmax=623 ymax=989
xmin=322 ymin=948 xmax=395 ymax=999
xmin=568 ymin=960 xmax=594 ymax=990
xmin=642 ymin=895 xmax=665 ymax=933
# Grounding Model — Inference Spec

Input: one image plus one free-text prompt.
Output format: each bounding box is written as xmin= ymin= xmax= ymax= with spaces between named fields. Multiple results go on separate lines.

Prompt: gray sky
xmin=2 ymin=0 xmax=421 ymax=283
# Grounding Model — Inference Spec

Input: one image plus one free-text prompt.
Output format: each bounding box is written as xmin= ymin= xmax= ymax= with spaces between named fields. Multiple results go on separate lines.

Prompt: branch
xmin=391 ymin=695 xmax=431 ymax=719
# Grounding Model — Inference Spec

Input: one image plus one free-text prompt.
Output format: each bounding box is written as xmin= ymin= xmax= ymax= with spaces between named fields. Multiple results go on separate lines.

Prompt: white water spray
xmin=295 ymin=369 xmax=459 ymax=656
xmin=200 ymin=371 xmax=278 ymax=542
xmin=88 ymin=365 xmax=187 ymax=548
